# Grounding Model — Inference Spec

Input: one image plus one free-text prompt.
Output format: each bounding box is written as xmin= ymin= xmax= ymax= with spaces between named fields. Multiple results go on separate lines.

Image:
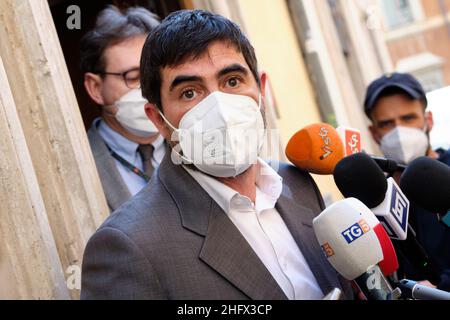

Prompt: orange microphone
xmin=286 ymin=123 xmax=345 ymax=175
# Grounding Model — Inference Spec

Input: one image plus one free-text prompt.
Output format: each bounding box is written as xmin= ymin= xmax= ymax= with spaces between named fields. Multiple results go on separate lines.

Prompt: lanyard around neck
xmin=104 ymin=143 xmax=151 ymax=182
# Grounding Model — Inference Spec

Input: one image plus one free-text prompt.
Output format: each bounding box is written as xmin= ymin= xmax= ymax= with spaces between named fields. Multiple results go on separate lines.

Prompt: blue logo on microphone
xmin=342 ymin=219 xmax=370 ymax=244
xmin=390 ymin=186 xmax=409 ymax=233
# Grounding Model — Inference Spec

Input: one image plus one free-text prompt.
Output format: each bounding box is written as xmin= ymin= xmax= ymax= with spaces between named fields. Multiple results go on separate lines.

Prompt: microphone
xmin=335 ymin=125 xmax=406 ymax=174
xmin=313 ymin=198 xmax=398 ymax=300
xmin=286 ymin=123 xmax=405 ymax=176
xmin=334 ymin=153 xmax=441 ymax=283
xmin=334 ymin=153 xmax=410 ymax=240
xmin=397 ymin=279 xmax=450 ymax=300
xmin=371 ymin=156 xmax=407 ymax=175
xmin=400 ymin=156 xmax=450 ymax=215
xmin=286 ymin=123 xmax=344 ymax=175
xmin=336 ymin=126 xmax=362 ymax=156
xmin=346 ymin=197 xmax=399 ymax=277
xmin=287 ymin=131 xmax=398 ymax=276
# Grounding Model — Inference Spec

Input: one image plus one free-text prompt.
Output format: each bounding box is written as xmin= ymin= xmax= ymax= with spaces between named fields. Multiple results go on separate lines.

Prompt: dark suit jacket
xmin=87 ymin=123 xmax=132 ymax=212
xmin=81 ymin=153 xmax=353 ymax=299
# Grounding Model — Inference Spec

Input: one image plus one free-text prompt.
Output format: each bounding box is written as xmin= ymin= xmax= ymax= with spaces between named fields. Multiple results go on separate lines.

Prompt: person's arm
xmin=81 ymin=227 xmax=166 ymax=300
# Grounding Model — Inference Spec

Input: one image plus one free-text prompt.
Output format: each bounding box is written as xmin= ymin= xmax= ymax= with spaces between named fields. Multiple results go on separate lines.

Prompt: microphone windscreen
xmin=334 ymin=153 xmax=387 ymax=208
xmin=313 ymin=198 xmax=383 ymax=280
xmin=373 ymin=224 xmax=399 ymax=276
xmin=336 ymin=126 xmax=362 ymax=156
xmin=286 ymin=123 xmax=344 ymax=175
xmin=400 ymin=156 xmax=450 ymax=213
xmin=345 ymin=198 xmax=399 ymax=276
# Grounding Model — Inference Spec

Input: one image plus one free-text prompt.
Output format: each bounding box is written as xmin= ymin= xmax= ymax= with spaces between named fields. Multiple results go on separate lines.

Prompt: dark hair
xmin=80 ymin=5 xmax=160 ymax=74
xmin=368 ymin=87 xmax=427 ymax=119
xmin=140 ymin=9 xmax=260 ymax=110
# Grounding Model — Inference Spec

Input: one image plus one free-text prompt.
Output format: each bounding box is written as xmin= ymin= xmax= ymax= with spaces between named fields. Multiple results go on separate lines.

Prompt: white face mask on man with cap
xmin=380 ymin=125 xmax=429 ymax=165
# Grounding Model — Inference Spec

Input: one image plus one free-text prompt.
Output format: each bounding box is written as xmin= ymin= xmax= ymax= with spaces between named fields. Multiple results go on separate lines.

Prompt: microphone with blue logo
xmin=333 ymin=153 xmax=441 ymax=284
xmin=313 ymin=198 xmax=401 ymax=300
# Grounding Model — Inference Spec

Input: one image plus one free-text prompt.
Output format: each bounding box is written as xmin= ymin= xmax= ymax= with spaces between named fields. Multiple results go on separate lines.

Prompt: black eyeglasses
xmin=98 ymin=67 xmax=141 ymax=89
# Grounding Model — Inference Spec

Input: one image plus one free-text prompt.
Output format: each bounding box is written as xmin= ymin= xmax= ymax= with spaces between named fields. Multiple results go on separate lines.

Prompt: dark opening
xmin=49 ymin=0 xmax=184 ymax=130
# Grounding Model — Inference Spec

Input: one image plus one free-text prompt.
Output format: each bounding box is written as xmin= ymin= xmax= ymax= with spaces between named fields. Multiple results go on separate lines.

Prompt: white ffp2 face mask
xmin=159 ymin=91 xmax=266 ymax=178
xmin=113 ymin=89 xmax=159 ymax=137
xmin=380 ymin=126 xmax=429 ymax=165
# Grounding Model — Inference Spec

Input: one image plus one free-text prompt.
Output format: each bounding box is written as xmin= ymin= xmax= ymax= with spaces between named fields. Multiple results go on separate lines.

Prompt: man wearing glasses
xmin=81 ymin=6 xmax=165 ymax=211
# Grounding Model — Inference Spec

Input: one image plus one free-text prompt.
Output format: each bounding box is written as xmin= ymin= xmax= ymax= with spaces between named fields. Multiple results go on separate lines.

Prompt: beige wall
xmin=236 ymin=0 xmax=343 ymax=203
xmin=237 ymin=0 xmax=323 ymax=142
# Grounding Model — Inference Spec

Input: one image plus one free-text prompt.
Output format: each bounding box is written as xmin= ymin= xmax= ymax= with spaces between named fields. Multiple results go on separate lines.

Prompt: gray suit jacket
xmin=81 ymin=153 xmax=354 ymax=300
xmin=88 ymin=123 xmax=131 ymax=212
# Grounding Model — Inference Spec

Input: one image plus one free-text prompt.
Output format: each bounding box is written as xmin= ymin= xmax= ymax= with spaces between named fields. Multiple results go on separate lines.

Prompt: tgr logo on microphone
xmin=341 ymin=219 xmax=371 ymax=244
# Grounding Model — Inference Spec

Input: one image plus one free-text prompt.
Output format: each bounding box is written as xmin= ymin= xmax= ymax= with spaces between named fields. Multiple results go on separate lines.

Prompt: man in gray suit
xmin=81 ymin=10 xmax=353 ymax=300
xmin=80 ymin=6 xmax=166 ymax=211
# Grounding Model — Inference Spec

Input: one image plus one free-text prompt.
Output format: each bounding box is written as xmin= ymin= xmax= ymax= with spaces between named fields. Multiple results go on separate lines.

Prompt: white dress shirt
xmin=96 ymin=118 xmax=165 ymax=195
xmin=184 ymin=159 xmax=324 ymax=300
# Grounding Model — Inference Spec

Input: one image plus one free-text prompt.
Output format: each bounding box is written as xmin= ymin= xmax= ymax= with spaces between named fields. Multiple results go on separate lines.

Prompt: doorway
xmin=49 ymin=0 xmax=186 ymax=130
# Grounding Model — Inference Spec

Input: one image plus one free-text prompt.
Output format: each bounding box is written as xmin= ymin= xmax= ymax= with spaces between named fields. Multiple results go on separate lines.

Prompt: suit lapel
xmin=276 ymin=193 xmax=341 ymax=296
xmin=199 ymin=203 xmax=288 ymax=300
xmin=88 ymin=125 xmax=131 ymax=211
xmin=158 ymin=155 xmax=287 ymax=300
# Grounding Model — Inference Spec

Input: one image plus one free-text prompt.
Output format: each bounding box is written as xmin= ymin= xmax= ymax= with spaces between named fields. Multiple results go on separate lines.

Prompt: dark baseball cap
xmin=364 ymin=72 xmax=428 ymax=118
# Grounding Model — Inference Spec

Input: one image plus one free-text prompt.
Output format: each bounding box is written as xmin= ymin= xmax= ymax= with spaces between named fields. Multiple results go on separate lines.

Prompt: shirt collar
xmin=151 ymin=134 xmax=165 ymax=152
xmin=184 ymin=159 xmax=283 ymax=215
xmin=96 ymin=118 xmax=162 ymax=163
xmin=255 ymin=160 xmax=283 ymax=212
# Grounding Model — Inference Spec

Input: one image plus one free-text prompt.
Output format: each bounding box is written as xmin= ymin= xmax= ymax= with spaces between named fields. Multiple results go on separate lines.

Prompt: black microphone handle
xmin=354 ymin=265 xmax=399 ymax=300
xmin=371 ymin=156 xmax=406 ymax=174
xmin=394 ymin=224 xmax=441 ymax=285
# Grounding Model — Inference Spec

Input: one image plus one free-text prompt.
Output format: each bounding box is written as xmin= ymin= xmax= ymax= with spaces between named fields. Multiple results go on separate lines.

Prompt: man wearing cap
xmin=364 ymin=72 xmax=443 ymax=166
xmin=364 ymin=72 xmax=450 ymax=291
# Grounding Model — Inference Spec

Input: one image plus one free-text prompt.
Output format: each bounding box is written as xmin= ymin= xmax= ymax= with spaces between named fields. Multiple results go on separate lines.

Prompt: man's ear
xmin=425 ymin=110 xmax=434 ymax=132
xmin=145 ymin=103 xmax=171 ymax=140
xmin=369 ymin=124 xmax=382 ymax=145
xmin=259 ymin=71 xmax=268 ymax=99
xmin=84 ymin=73 xmax=104 ymax=105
